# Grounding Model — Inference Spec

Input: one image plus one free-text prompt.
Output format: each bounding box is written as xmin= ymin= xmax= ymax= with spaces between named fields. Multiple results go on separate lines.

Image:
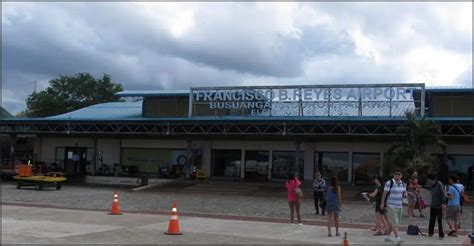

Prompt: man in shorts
xmin=446 ymin=174 xmax=462 ymax=237
xmin=380 ymin=169 xmax=406 ymax=244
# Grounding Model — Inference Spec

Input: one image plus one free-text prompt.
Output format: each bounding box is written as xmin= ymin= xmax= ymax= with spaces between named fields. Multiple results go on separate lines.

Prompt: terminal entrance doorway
xmin=314 ymin=152 xmax=349 ymax=183
xmin=244 ymin=150 xmax=269 ymax=181
xmin=63 ymin=147 xmax=88 ymax=183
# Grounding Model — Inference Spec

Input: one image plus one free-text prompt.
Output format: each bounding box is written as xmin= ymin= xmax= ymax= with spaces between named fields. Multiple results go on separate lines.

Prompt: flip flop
xmin=373 ymin=231 xmax=384 ymax=236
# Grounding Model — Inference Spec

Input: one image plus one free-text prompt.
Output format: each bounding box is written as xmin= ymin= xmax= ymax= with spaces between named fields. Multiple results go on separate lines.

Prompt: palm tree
xmin=384 ymin=111 xmax=446 ymax=178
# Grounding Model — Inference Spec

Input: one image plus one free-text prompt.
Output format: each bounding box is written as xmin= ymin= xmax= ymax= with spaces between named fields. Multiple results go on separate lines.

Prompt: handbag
xmin=295 ymin=187 xmax=303 ymax=198
xmin=403 ymin=197 xmax=408 ymax=205
xmin=463 ymin=194 xmax=469 ymax=204
xmin=419 ymin=198 xmax=428 ymax=209
xmin=414 ymin=200 xmax=420 ymax=209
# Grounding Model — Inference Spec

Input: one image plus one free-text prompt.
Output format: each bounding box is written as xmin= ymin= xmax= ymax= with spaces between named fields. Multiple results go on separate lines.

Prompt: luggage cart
xmin=14 ymin=175 xmax=67 ymax=190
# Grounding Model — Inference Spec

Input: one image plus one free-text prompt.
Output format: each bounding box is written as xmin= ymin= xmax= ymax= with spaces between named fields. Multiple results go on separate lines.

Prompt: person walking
xmin=425 ymin=173 xmax=446 ymax=239
xmin=407 ymin=171 xmax=424 ymax=218
xmin=325 ymin=176 xmax=341 ymax=237
xmin=380 ymin=169 xmax=406 ymax=244
xmin=313 ymin=171 xmax=326 ymax=216
xmin=369 ymin=176 xmax=388 ymax=236
xmin=456 ymin=176 xmax=465 ymax=230
xmin=285 ymin=173 xmax=302 ymax=225
xmin=446 ymin=174 xmax=462 ymax=237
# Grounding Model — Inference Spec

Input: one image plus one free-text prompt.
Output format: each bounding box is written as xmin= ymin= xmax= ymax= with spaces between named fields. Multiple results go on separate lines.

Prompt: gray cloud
xmin=2 ymin=2 xmax=472 ymax=114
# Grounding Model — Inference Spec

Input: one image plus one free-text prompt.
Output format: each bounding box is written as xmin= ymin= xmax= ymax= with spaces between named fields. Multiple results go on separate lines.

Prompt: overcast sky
xmin=2 ymin=2 xmax=472 ymax=114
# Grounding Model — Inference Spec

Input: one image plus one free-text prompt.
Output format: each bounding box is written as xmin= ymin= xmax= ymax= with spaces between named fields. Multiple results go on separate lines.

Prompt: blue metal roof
xmin=116 ymin=90 xmax=189 ymax=97
xmin=47 ymin=101 xmax=142 ymax=119
xmin=425 ymin=88 xmax=474 ymax=93
xmin=6 ymin=115 xmax=473 ymax=123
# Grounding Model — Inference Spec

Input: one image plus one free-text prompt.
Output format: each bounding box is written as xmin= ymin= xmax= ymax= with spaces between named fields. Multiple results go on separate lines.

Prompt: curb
xmin=2 ymin=201 xmax=469 ymax=236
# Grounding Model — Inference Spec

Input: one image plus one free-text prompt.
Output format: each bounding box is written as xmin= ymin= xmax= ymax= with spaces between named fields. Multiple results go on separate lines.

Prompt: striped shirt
xmin=384 ymin=179 xmax=406 ymax=208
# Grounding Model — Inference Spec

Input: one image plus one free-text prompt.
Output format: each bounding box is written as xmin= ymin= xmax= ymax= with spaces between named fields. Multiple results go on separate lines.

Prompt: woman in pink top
xmin=285 ymin=173 xmax=302 ymax=225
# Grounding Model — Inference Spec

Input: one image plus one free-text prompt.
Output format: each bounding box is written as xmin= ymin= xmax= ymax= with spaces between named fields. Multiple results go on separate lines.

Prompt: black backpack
xmin=384 ymin=179 xmax=394 ymax=205
xmin=407 ymin=225 xmax=425 ymax=235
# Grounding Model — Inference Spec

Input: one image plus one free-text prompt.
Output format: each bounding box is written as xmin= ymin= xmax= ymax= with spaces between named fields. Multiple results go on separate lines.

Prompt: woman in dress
xmin=326 ymin=176 xmax=341 ymax=236
xmin=285 ymin=173 xmax=302 ymax=225
xmin=369 ymin=176 xmax=388 ymax=235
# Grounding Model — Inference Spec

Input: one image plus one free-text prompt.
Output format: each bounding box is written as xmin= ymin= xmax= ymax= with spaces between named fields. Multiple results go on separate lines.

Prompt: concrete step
xmin=150 ymin=179 xmax=372 ymax=201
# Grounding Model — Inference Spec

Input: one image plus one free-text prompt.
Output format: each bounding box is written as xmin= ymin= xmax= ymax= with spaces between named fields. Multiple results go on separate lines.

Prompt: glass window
xmin=212 ymin=149 xmax=242 ymax=177
xmin=55 ymin=147 xmax=65 ymax=169
xmin=447 ymin=155 xmax=473 ymax=185
xmin=245 ymin=150 xmax=269 ymax=181
xmin=353 ymin=153 xmax=380 ymax=185
xmin=433 ymin=154 xmax=474 ymax=185
xmin=121 ymin=148 xmax=187 ymax=178
xmin=315 ymin=152 xmax=349 ymax=182
xmin=272 ymin=151 xmax=304 ymax=179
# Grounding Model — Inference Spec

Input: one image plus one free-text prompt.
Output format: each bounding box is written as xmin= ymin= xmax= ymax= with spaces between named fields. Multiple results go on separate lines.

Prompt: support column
xmin=303 ymin=142 xmax=314 ymax=181
xmin=9 ymin=134 xmax=16 ymax=166
xmin=379 ymin=152 xmax=384 ymax=177
xmin=186 ymin=139 xmax=192 ymax=179
xmin=240 ymin=148 xmax=245 ymax=180
xmin=268 ymin=149 xmax=273 ymax=180
xmin=348 ymin=151 xmax=353 ymax=186
xmin=38 ymin=136 xmax=42 ymax=162
xmin=92 ymin=137 xmax=97 ymax=176
xmin=202 ymin=141 xmax=212 ymax=177
xmin=295 ymin=139 xmax=301 ymax=178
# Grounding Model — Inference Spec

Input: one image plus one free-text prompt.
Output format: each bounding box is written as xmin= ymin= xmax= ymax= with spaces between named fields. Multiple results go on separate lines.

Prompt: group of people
xmin=285 ymin=171 xmax=342 ymax=237
xmin=366 ymin=169 xmax=466 ymax=243
xmin=284 ymin=169 xmax=467 ymax=245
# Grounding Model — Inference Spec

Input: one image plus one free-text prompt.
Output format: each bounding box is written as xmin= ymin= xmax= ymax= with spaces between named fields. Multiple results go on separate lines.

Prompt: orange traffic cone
xmin=342 ymin=232 xmax=349 ymax=246
xmin=164 ymin=202 xmax=182 ymax=235
xmin=108 ymin=192 xmax=123 ymax=215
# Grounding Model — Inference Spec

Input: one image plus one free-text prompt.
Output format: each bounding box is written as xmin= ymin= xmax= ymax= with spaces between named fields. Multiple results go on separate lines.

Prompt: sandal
xmin=373 ymin=231 xmax=384 ymax=236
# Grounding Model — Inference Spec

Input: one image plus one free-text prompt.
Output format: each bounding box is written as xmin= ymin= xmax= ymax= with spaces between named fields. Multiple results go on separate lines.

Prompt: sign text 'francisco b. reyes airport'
xmin=190 ymin=84 xmax=424 ymax=117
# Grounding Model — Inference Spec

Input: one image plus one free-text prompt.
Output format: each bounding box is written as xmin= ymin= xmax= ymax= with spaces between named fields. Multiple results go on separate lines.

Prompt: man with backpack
xmin=446 ymin=174 xmax=463 ymax=237
xmin=380 ymin=169 xmax=406 ymax=244
xmin=425 ymin=173 xmax=447 ymax=239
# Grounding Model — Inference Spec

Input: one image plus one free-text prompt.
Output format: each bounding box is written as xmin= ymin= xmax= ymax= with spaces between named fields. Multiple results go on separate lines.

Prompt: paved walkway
xmin=1 ymin=181 xmax=472 ymax=234
xmin=2 ymin=205 xmax=466 ymax=245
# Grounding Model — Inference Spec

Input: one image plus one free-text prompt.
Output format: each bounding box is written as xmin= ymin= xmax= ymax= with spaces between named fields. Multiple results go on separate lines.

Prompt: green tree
xmin=23 ymin=73 xmax=123 ymax=117
xmin=384 ymin=111 xmax=447 ymax=179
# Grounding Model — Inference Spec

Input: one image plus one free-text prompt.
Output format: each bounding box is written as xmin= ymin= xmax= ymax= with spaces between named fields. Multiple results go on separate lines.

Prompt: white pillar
xmin=202 ymin=141 xmax=212 ymax=177
xmin=186 ymin=139 xmax=192 ymax=179
xmin=303 ymin=142 xmax=314 ymax=181
xmin=295 ymin=140 xmax=301 ymax=178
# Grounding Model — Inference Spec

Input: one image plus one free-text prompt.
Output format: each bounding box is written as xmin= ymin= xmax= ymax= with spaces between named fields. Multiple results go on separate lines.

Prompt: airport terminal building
xmin=1 ymin=83 xmax=473 ymax=185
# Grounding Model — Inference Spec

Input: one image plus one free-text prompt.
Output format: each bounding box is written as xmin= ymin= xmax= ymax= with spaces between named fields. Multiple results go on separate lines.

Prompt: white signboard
xmin=190 ymin=84 xmax=424 ymax=117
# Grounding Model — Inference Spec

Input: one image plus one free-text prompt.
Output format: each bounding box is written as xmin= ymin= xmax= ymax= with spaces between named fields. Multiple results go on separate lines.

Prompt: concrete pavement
xmin=1 ymin=205 xmax=465 ymax=245
xmin=2 ymin=181 xmax=472 ymax=233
